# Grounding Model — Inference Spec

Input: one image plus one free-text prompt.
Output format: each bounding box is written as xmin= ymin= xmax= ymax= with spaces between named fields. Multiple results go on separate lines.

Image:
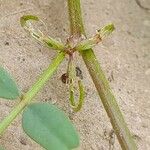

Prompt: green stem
xmin=67 ymin=0 xmax=137 ymax=149
xmin=0 ymin=52 xmax=65 ymax=135
xmin=67 ymin=0 xmax=85 ymax=36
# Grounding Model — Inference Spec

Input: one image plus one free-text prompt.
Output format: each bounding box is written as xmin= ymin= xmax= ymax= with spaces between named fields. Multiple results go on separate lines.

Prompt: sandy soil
xmin=0 ymin=0 xmax=150 ymax=150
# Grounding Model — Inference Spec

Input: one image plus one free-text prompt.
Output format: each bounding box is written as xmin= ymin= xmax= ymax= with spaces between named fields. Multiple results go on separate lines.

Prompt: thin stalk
xmin=0 ymin=52 xmax=65 ymax=135
xmin=67 ymin=0 xmax=137 ymax=149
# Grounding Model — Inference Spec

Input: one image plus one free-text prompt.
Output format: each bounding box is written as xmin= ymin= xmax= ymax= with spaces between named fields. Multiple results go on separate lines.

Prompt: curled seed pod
xmin=75 ymin=23 xmax=115 ymax=51
xmin=20 ymin=15 xmax=65 ymax=51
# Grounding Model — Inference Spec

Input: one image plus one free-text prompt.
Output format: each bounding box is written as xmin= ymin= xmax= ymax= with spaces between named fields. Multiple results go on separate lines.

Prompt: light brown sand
xmin=0 ymin=0 xmax=150 ymax=149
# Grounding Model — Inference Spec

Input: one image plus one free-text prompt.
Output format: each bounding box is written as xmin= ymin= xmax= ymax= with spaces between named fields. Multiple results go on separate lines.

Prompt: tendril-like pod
xmin=67 ymin=55 xmax=85 ymax=112
xmin=75 ymin=23 xmax=115 ymax=51
xmin=20 ymin=15 xmax=65 ymax=51
xmin=69 ymin=80 xmax=84 ymax=112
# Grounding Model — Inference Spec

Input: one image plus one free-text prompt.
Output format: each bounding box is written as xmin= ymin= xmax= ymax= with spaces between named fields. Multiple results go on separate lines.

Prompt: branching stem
xmin=0 ymin=2 xmax=138 ymax=150
xmin=0 ymin=52 xmax=65 ymax=135
xmin=67 ymin=0 xmax=137 ymax=149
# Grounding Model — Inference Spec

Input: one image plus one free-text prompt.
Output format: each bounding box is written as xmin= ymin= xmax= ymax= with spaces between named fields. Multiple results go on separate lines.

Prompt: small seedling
xmin=0 ymin=0 xmax=137 ymax=150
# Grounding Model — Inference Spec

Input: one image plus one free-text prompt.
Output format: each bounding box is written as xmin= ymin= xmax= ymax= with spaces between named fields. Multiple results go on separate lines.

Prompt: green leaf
xmin=22 ymin=103 xmax=79 ymax=150
xmin=0 ymin=67 xmax=20 ymax=100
